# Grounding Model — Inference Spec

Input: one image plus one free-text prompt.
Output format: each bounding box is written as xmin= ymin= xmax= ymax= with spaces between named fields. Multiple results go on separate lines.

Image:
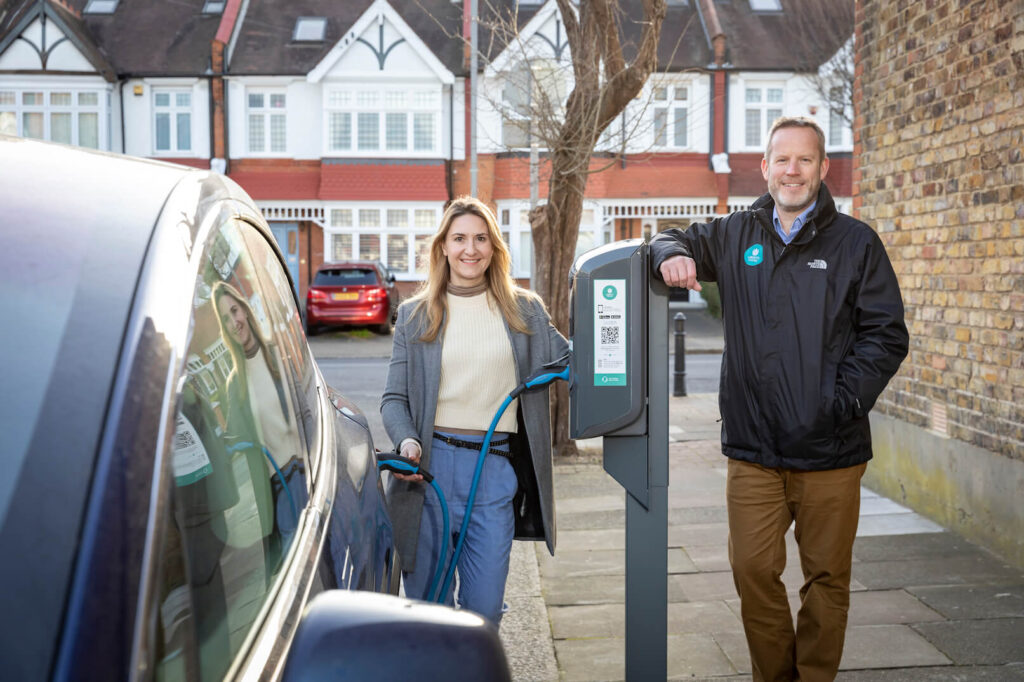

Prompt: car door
xmin=144 ymin=214 xmax=320 ymax=681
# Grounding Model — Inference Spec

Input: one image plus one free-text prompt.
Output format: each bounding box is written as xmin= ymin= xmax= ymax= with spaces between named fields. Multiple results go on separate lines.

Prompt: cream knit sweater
xmin=434 ymin=291 xmax=519 ymax=433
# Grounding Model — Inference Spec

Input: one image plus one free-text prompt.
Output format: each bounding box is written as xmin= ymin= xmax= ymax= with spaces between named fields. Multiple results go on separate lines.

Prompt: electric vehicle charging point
xmin=569 ymin=239 xmax=669 ymax=681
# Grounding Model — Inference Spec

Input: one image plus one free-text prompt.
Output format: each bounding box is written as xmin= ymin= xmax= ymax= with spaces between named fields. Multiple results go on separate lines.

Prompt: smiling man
xmin=651 ymin=117 xmax=909 ymax=682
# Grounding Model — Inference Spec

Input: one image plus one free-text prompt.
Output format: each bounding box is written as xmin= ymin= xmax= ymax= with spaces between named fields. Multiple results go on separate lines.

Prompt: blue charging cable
xmin=377 ymin=360 xmax=571 ymax=606
xmin=437 ymin=363 xmax=571 ymax=603
xmin=375 ymin=453 xmax=450 ymax=602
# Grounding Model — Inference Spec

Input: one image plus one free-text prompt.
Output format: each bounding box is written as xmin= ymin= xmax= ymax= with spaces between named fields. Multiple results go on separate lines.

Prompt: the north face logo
xmin=808 ymin=259 xmax=827 ymax=270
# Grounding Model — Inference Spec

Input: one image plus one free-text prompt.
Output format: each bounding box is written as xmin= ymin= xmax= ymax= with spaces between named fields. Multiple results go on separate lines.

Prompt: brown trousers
xmin=726 ymin=459 xmax=867 ymax=682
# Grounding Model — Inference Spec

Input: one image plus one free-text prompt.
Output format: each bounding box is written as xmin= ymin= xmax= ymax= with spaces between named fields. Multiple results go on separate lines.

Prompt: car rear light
xmin=365 ymin=287 xmax=387 ymax=303
xmin=308 ymin=288 xmax=329 ymax=303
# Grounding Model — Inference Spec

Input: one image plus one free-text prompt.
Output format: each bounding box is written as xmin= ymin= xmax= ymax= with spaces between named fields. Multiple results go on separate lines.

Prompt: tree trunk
xmin=527 ymin=0 xmax=667 ymax=457
xmin=531 ymin=155 xmax=589 ymax=456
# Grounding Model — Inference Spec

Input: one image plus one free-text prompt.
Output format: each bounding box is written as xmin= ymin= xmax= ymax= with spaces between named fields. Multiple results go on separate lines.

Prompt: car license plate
xmin=332 ymin=292 xmax=359 ymax=301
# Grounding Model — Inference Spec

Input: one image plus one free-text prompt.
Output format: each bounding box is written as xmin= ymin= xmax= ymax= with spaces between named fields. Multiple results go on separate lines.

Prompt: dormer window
xmin=749 ymin=0 xmax=782 ymax=11
xmin=293 ymin=17 xmax=327 ymax=43
xmin=83 ymin=0 xmax=119 ymax=13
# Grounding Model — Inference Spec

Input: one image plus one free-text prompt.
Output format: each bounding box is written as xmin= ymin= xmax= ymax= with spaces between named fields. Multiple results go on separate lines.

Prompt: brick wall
xmin=854 ymin=0 xmax=1023 ymax=458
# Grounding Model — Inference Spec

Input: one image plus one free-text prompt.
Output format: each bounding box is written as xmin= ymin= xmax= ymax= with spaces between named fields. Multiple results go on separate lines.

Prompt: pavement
xmin=309 ymin=311 xmax=1024 ymax=681
xmin=497 ymin=308 xmax=1024 ymax=681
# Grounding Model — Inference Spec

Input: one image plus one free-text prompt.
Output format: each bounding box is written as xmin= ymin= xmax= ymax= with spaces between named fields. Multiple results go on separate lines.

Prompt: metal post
xmin=673 ymin=312 xmax=687 ymax=397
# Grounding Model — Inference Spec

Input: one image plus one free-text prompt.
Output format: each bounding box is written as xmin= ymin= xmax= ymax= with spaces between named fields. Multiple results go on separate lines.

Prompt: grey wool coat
xmin=380 ymin=293 xmax=569 ymax=571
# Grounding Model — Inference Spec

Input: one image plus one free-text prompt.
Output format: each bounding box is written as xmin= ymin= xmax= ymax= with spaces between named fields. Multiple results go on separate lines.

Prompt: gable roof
xmin=307 ymin=0 xmax=454 ymax=84
xmin=226 ymin=0 xmax=463 ymax=76
xmin=0 ymin=0 xmax=115 ymax=80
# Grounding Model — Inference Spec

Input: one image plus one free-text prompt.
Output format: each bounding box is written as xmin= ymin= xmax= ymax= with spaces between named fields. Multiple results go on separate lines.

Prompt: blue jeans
xmin=404 ymin=431 xmax=517 ymax=625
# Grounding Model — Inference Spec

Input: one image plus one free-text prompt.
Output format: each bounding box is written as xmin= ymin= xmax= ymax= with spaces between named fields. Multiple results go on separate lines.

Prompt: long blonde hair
xmin=211 ymin=281 xmax=288 ymax=419
xmin=409 ymin=196 xmax=541 ymax=342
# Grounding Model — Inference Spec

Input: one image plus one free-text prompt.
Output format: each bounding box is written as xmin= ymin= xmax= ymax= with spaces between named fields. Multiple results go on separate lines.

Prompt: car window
xmin=313 ymin=268 xmax=377 ymax=286
xmin=153 ymin=218 xmax=317 ymax=681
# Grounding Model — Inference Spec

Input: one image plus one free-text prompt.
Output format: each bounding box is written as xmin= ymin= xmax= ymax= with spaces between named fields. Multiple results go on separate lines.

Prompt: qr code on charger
xmin=600 ymin=326 xmax=620 ymax=345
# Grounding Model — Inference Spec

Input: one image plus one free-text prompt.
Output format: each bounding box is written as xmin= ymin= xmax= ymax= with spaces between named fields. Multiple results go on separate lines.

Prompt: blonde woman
xmin=381 ymin=196 xmax=568 ymax=624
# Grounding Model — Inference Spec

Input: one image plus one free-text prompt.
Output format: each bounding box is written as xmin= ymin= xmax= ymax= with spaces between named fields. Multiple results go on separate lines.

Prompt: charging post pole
xmin=569 ymin=239 xmax=669 ymax=680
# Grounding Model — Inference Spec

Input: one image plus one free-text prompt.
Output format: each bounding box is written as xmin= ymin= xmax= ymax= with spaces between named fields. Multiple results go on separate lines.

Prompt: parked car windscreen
xmin=313 ymin=268 xmax=377 ymax=286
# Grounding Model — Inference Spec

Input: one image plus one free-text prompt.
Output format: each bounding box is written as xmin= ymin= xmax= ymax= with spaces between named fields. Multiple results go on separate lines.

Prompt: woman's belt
xmin=432 ymin=432 xmax=512 ymax=459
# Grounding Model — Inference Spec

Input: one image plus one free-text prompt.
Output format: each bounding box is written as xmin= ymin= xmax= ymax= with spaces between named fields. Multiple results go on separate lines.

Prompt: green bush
xmin=699 ymin=281 xmax=722 ymax=319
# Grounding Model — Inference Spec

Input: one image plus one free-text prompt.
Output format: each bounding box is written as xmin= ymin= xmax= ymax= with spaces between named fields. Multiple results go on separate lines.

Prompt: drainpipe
xmin=470 ymin=0 xmax=478 ymax=197
xmin=118 ymin=78 xmax=126 ymax=153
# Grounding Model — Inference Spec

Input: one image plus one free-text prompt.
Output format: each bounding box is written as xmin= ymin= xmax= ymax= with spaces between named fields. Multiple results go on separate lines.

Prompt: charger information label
xmin=594 ymin=279 xmax=627 ymax=386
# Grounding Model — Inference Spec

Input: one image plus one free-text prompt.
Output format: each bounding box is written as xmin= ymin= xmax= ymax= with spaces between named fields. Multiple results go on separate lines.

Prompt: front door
xmin=270 ymin=223 xmax=300 ymax=299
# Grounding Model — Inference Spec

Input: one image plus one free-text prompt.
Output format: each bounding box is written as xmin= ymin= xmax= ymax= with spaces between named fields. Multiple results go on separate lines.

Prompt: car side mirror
xmin=282 ymin=591 xmax=511 ymax=681
xmin=387 ymin=272 xmax=396 ymax=283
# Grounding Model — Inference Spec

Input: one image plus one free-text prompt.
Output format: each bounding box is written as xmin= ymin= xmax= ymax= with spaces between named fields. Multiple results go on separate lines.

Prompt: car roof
xmin=317 ymin=260 xmax=382 ymax=270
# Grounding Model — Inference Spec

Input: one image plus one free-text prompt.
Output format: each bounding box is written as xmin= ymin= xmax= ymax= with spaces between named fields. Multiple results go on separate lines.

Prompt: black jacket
xmin=650 ymin=183 xmax=908 ymax=470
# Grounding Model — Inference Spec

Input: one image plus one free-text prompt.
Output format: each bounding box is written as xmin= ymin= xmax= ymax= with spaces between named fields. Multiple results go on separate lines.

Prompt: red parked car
xmin=306 ymin=260 xmax=400 ymax=334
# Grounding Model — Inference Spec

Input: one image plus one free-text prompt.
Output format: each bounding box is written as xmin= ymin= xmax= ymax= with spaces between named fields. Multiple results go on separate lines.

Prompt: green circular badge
xmin=602 ymin=285 xmax=617 ymax=300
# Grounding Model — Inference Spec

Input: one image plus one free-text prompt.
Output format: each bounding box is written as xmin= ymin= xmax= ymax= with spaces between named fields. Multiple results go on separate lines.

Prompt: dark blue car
xmin=0 ymin=137 xmax=509 ymax=681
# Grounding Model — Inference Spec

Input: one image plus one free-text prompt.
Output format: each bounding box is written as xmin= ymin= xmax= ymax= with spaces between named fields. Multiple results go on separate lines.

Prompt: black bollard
xmin=673 ymin=312 xmax=687 ymax=396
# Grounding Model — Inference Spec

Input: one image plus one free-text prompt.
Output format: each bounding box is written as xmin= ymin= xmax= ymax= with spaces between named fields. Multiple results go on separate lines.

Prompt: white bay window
xmin=325 ymin=87 xmax=439 ymax=156
xmin=0 ymin=88 xmax=103 ymax=148
xmin=326 ymin=205 xmax=440 ymax=278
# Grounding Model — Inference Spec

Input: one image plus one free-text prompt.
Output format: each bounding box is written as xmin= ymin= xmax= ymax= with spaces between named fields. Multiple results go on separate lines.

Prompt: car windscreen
xmin=313 ymin=268 xmax=377 ymax=286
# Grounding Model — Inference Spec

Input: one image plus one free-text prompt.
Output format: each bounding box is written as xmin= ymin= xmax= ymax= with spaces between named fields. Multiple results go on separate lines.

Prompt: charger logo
xmin=808 ymin=259 xmax=827 ymax=270
xmin=744 ymin=244 xmax=763 ymax=266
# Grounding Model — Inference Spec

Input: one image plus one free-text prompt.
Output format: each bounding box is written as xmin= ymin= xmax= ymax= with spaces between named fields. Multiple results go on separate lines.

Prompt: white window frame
xmin=323 ymin=203 xmax=443 ymax=280
xmin=0 ymin=86 xmax=105 ymax=149
xmin=650 ymin=81 xmax=692 ymax=150
xmin=743 ymin=82 xmax=785 ymax=150
xmin=323 ymin=86 xmax=440 ymax=158
xmin=826 ymin=86 xmax=851 ymax=151
xmin=152 ymin=88 xmax=193 ymax=155
xmin=246 ymin=88 xmax=288 ymax=156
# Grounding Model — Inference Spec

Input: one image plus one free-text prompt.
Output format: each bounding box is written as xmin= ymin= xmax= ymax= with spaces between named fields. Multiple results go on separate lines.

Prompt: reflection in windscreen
xmin=155 ymin=218 xmax=312 ymax=680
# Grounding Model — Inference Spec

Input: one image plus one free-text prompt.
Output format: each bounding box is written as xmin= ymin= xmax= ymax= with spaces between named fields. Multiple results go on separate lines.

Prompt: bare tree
xmin=480 ymin=0 xmax=668 ymax=455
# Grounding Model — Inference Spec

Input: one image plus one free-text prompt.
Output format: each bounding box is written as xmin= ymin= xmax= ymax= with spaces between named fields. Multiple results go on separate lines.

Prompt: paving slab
xmin=912 ymin=618 xmax=1024 ymax=665
xmin=668 ymin=570 xmax=738 ymax=602
xmin=538 ymin=547 xmax=697 ymax=579
xmin=836 ymin=664 xmax=1024 ymax=681
xmin=908 ymin=584 xmax=1024 ymax=620
xmin=557 ymin=508 xmax=626 ymax=530
xmin=667 ymin=504 xmax=729 ymax=525
xmin=541 ymin=573 xmax=626 ymax=606
xmin=668 ymin=600 xmax=745 ymax=634
xmin=554 ymin=633 xmax=740 ymax=682
xmin=856 ymin=512 xmax=946 ymax=536
xmin=555 ymin=494 xmax=623 ymax=516
xmin=711 ymin=629 xmax=752 ymax=675
xmin=853 ymin=554 xmax=1024 ymax=590
xmin=549 ymin=600 xmax=742 ymax=640
xmin=667 ymin=522 xmax=731 ymax=547
xmin=840 ymin=624 xmax=952 ymax=669
xmin=846 ymin=589 xmax=945 ymax=626
xmin=556 ymin=528 xmax=625 ymax=552
xmin=852 ymin=532 xmax=995 ymax=562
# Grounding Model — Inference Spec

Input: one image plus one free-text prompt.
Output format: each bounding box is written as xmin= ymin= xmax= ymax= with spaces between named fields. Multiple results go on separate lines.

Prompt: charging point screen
xmin=594 ymin=279 xmax=627 ymax=386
